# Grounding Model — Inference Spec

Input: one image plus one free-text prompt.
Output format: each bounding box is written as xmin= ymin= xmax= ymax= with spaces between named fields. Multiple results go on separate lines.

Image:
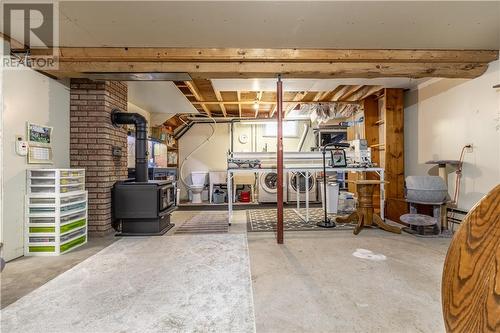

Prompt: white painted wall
xmin=2 ymin=67 xmax=70 ymax=261
xmin=233 ymin=121 xmax=315 ymax=153
xmin=0 ymin=41 xmax=5 ymax=261
xmin=128 ymin=102 xmax=151 ymax=127
xmin=404 ymin=60 xmax=500 ymax=211
xmin=178 ymin=121 xmax=316 ymax=200
xmin=178 ymin=123 xmax=230 ymax=200
xmin=127 ymin=102 xmax=151 ymax=169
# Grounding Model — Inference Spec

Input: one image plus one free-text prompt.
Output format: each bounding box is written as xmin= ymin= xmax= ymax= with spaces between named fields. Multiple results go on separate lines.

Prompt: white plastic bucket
xmin=319 ymin=182 xmax=339 ymax=214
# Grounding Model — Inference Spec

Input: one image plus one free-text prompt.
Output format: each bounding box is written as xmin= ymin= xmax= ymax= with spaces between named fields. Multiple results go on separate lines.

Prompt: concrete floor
xmin=1 ymin=233 xmax=255 ymax=333
xmin=248 ymin=231 xmax=450 ymax=333
xmin=1 ymin=210 xmax=451 ymax=332
xmin=1 ymin=234 xmax=117 ymax=309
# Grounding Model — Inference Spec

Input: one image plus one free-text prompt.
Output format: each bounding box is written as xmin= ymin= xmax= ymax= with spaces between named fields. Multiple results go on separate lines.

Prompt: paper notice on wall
xmin=28 ymin=146 xmax=53 ymax=164
xmin=27 ymin=122 xmax=53 ymax=164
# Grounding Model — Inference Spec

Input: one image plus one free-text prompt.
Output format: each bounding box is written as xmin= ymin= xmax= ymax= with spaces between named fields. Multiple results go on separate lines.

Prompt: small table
xmin=337 ymin=180 xmax=401 ymax=235
xmin=425 ymin=160 xmax=460 ymax=187
xmin=400 ymin=213 xmax=439 ymax=235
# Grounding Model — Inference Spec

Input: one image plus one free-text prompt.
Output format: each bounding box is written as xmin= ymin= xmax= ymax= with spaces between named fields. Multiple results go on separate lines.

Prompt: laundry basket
xmin=405 ymin=176 xmax=448 ymax=203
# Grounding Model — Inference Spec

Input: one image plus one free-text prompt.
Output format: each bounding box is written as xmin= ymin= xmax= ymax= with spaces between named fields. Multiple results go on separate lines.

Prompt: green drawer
xmin=29 ymin=226 xmax=55 ymax=233
xmin=60 ymin=219 xmax=86 ymax=234
xmin=29 ymin=246 xmax=55 ymax=252
xmin=60 ymin=235 xmax=86 ymax=253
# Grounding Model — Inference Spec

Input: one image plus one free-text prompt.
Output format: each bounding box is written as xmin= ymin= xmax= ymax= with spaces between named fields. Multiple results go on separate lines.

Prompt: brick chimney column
xmin=69 ymin=79 xmax=128 ymax=235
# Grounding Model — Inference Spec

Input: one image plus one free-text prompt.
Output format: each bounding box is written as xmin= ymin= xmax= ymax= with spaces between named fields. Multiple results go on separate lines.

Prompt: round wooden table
xmin=337 ymin=180 xmax=401 ymax=235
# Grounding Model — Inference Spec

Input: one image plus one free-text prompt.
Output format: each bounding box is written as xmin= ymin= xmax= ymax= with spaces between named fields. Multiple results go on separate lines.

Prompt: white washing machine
xmin=287 ymin=172 xmax=318 ymax=202
xmin=258 ymin=172 xmax=287 ymax=203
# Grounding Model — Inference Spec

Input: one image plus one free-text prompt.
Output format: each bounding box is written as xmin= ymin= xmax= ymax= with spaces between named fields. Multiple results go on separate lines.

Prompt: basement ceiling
xmin=211 ymin=78 xmax=427 ymax=92
xmin=56 ymin=1 xmax=500 ymax=49
xmin=174 ymin=79 xmax=389 ymax=118
xmin=128 ymin=81 xmax=199 ymax=115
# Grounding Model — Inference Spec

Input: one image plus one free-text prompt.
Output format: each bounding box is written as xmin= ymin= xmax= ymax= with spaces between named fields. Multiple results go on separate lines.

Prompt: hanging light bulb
xmin=253 ymin=100 xmax=259 ymax=111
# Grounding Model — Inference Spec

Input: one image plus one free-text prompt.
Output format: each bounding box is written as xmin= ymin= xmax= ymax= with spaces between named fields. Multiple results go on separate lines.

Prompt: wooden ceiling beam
xmin=331 ymin=86 xmax=353 ymax=101
xmin=318 ymin=86 xmax=345 ymax=101
xmin=35 ymin=47 xmax=499 ymax=63
xmin=237 ymin=91 xmax=242 ymax=118
xmin=269 ymin=105 xmax=277 ymax=118
xmin=255 ymin=91 xmax=263 ymax=118
xmin=338 ymin=85 xmax=364 ymax=101
xmin=43 ymin=61 xmax=490 ymax=79
xmin=190 ymin=100 xmax=292 ymax=105
xmin=309 ymin=92 xmax=324 ymax=102
xmin=184 ymin=81 xmax=211 ymax=117
xmin=197 ymin=99 xmax=357 ymax=105
xmin=214 ymin=90 xmax=227 ymax=117
xmin=343 ymin=85 xmax=384 ymax=102
xmin=285 ymin=91 xmax=307 ymax=116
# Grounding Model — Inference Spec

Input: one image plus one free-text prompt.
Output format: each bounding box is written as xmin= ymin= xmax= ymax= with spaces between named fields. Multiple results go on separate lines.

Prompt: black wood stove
xmin=111 ymin=109 xmax=176 ymax=236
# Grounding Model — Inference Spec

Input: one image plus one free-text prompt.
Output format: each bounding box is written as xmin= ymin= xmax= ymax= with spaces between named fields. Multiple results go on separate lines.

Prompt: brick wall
xmin=70 ymin=79 xmax=128 ymax=235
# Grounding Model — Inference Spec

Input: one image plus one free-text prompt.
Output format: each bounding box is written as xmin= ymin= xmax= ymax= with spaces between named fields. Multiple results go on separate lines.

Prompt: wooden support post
xmin=276 ymin=76 xmax=284 ymax=244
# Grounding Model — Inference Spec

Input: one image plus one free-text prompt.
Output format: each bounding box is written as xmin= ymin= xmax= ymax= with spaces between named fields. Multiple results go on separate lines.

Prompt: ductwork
xmin=111 ymin=109 xmax=148 ymax=182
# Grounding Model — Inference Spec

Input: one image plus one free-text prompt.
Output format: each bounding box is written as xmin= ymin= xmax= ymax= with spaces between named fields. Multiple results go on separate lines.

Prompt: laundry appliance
xmin=258 ymin=172 xmax=287 ymax=203
xmin=287 ymin=172 xmax=318 ymax=202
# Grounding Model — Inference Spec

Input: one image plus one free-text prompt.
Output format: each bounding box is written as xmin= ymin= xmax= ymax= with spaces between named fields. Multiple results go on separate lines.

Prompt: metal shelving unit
xmin=25 ymin=169 xmax=88 ymax=256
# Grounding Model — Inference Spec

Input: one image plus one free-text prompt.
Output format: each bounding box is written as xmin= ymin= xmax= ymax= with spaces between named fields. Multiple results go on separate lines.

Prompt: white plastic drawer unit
xmin=27 ymin=169 xmax=85 ymax=195
xmin=29 ymin=197 xmax=56 ymax=205
xmin=29 ymin=236 xmax=56 ymax=243
xmin=60 ymin=184 xmax=85 ymax=193
xmin=60 ymin=170 xmax=84 ymax=178
xmin=29 ymin=170 xmax=56 ymax=178
xmin=30 ymin=186 xmax=57 ymax=194
xmin=60 ymin=228 xmax=86 ymax=243
xmin=30 ymin=178 xmax=56 ymax=186
xmin=25 ymin=169 xmax=88 ymax=256
xmin=60 ymin=211 xmax=86 ymax=224
xmin=60 ymin=193 xmax=86 ymax=205
xmin=60 ymin=202 xmax=86 ymax=213
xmin=29 ymin=216 xmax=56 ymax=224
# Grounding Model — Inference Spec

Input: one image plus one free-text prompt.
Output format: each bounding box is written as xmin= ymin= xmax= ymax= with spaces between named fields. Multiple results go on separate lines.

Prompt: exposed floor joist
xmin=343 ymin=85 xmax=383 ymax=102
xmin=337 ymin=85 xmax=364 ymax=101
xmin=285 ymin=91 xmax=308 ymax=116
xmin=214 ymin=90 xmax=227 ymax=117
xmin=237 ymin=91 xmax=242 ymax=118
xmin=184 ymin=81 xmax=211 ymax=117
xmin=255 ymin=91 xmax=263 ymax=118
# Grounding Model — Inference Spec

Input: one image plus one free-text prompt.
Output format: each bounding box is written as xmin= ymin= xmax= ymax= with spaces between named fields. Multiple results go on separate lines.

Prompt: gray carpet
xmin=1 ymin=235 xmax=256 ymax=333
xmin=175 ymin=212 xmax=229 ymax=234
xmin=247 ymin=208 xmax=355 ymax=232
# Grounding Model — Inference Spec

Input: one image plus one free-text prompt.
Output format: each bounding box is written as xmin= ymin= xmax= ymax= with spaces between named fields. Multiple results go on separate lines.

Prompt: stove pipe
xmin=111 ymin=109 xmax=148 ymax=182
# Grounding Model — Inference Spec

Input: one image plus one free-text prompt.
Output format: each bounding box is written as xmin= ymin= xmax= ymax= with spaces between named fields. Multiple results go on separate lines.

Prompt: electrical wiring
xmin=178 ymin=114 xmax=217 ymax=189
xmin=450 ymin=144 xmax=470 ymax=232
xmin=452 ymin=145 xmax=469 ymax=206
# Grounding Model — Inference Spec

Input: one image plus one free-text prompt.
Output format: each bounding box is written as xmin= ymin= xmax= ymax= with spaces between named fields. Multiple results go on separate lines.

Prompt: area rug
xmin=1 ymin=234 xmax=256 ymax=333
xmin=175 ymin=212 xmax=229 ymax=234
xmin=247 ymin=208 xmax=355 ymax=232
